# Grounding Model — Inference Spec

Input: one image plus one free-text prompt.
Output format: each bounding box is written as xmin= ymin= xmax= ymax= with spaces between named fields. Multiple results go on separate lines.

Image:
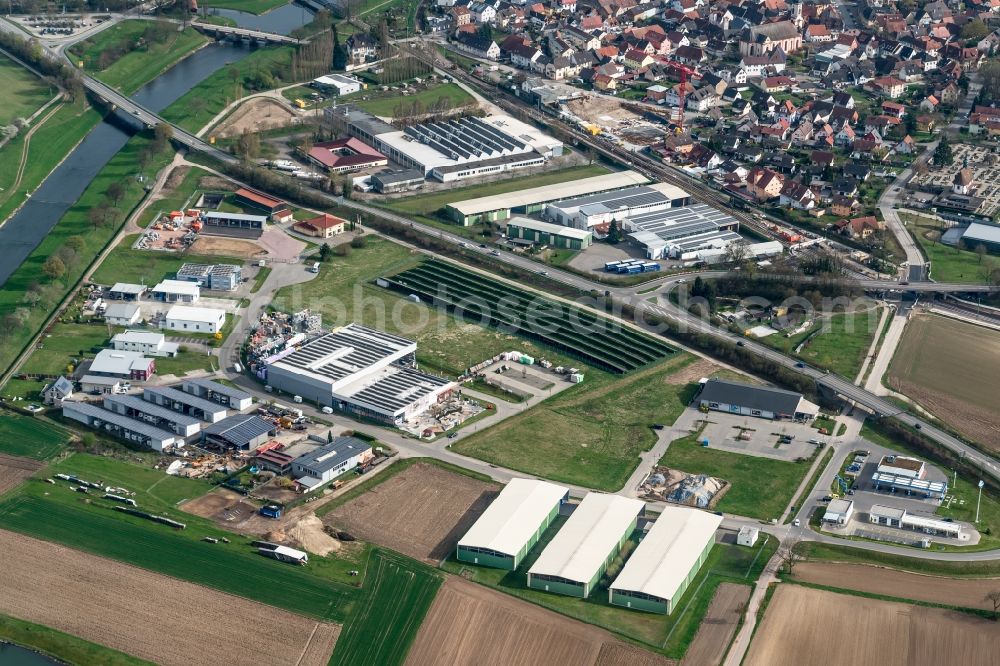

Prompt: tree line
xmin=0 ymin=27 xmax=83 ymax=101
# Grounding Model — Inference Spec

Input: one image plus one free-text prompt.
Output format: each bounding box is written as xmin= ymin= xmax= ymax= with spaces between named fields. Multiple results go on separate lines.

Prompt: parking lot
xmin=672 ymin=408 xmax=823 ymax=462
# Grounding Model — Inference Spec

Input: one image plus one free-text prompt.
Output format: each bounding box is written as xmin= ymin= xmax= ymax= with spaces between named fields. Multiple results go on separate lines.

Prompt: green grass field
xmin=0 ymin=414 xmax=68 ymax=460
xmin=154 ymin=350 xmax=219 ymax=377
xmin=354 ymin=82 xmax=474 ymax=118
xmin=91 ymin=234 xmax=243 ymax=285
xmin=329 ymin=550 xmax=441 ymax=666
xmin=659 ymin=433 xmax=812 ymax=521
xmin=453 ymin=355 xmax=696 ymax=491
xmin=796 ymin=540 xmax=1000 ymax=577
xmin=271 ymin=237 xmax=587 ymax=377
xmin=21 ymin=323 xmax=112 ymax=377
xmin=0 ymin=614 xmax=152 ymax=666
xmin=0 ymin=102 xmax=100 ymax=228
xmin=162 ymin=47 xmax=295 ymax=134
xmin=68 ymin=20 xmax=209 ymax=94
xmin=0 ymin=133 xmax=172 ymax=379
xmin=0 ymin=454 xmax=365 ymax=621
xmin=0 ymin=53 xmax=54 ymax=127
xmin=202 ymin=0 xmax=289 ymax=13
xmin=901 ymin=213 xmax=997 ymax=283
xmin=758 ymin=310 xmax=881 ymax=380
xmin=443 ymin=521 xmax=775 ymax=657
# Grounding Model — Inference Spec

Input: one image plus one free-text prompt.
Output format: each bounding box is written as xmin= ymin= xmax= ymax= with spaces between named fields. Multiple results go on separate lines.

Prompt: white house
xmin=290 ymin=437 xmax=374 ymax=492
xmin=104 ymin=303 xmax=141 ymax=327
xmin=150 ymin=279 xmax=200 ymax=304
xmin=312 ymin=73 xmax=364 ymax=96
xmin=161 ymin=306 xmax=226 ymax=335
xmin=112 ymin=330 xmax=180 ymax=358
xmin=42 ymin=376 xmax=74 ymax=406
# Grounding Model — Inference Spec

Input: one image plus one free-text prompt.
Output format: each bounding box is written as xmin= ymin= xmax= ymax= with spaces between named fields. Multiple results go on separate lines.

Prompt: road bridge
xmin=191 ymin=22 xmax=304 ymax=45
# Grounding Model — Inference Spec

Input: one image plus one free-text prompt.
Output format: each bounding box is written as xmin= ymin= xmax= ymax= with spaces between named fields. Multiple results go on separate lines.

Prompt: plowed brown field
xmin=681 ymin=583 xmax=750 ymax=666
xmin=745 ymin=585 xmax=1000 ymax=666
xmin=0 ymin=454 xmax=43 ymax=495
xmin=406 ymin=578 xmax=673 ymax=666
xmin=323 ymin=463 xmax=499 ymax=562
xmin=794 ymin=562 xmax=1000 ymax=611
xmin=0 ymin=529 xmax=339 ymax=666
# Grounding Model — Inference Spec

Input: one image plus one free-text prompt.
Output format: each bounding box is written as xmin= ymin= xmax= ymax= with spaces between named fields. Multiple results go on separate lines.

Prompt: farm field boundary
xmin=329 ymin=550 xmax=441 ymax=666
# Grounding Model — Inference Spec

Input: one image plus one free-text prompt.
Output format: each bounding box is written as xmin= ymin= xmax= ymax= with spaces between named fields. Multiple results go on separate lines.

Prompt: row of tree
xmin=0 ymin=26 xmax=83 ymax=101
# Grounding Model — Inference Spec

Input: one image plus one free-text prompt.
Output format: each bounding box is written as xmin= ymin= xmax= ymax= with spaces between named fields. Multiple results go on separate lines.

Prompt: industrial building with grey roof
xmin=265 ymin=323 xmax=457 ymax=426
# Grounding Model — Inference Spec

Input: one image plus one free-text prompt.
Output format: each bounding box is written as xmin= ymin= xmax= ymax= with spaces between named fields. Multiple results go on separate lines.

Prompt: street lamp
xmin=976 ymin=479 xmax=984 ymax=523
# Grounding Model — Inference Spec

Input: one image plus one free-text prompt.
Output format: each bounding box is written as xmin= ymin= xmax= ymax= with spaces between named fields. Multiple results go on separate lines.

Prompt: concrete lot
xmin=481 ymin=360 xmax=566 ymax=398
xmin=673 ymin=408 xmax=822 ymax=462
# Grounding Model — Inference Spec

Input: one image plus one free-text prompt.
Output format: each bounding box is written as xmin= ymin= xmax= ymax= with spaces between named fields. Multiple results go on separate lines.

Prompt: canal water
xmin=204 ymin=1 xmax=316 ymax=35
xmin=0 ymin=42 xmax=256 ymax=288
xmin=0 ymin=642 xmax=61 ymax=665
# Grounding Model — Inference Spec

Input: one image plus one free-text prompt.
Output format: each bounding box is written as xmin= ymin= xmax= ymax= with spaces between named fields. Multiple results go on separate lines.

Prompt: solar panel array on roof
xmin=628 ymin=203 xmax=736 ymax=234
xmin=403 ymin=116 xmax=528 ymax=161
xmin=350 ymin=367 xmax=452 ymax=412
xmin=670 ymin=230 xmax=742 ymax=252
xmin=556 ymin=186 xmax=669 ymax=211
xmin=202 ymin=414 xmax=274 ymax=447
xmin=276 ymin=324 xmax=414 ymax=383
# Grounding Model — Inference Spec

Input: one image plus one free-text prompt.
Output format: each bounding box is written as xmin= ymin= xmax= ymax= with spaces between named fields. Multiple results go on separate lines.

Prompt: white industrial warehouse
xmin=527 ymin=493 xmax=644 ymax=598
xmin=609 ymin=507 xmax=722 ymax=614
xmin=264 ymin=323 xmax=457 ymax=426
xmin=544 ymin=183 xmax=691 ymax=229
xmin=456 ymin=478 xmax=569 ymax=570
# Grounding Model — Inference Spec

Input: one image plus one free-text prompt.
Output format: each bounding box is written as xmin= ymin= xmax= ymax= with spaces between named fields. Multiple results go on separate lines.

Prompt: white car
xmin=793 ymin=518 xmax=801 ymax=527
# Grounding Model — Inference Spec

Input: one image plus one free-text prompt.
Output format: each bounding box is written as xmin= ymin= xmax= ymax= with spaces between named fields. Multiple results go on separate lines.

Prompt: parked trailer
xmin=604 ymin=260 xmax=625 ymax=272
xmin=259 ymin=504 xmax=282 ymax=519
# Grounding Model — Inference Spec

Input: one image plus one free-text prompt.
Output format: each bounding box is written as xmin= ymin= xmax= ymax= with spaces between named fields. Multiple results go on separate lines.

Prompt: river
xmin=0 ymin=642 xmax=61 ymax=665
xmin=203 ymin=1 xmax=316 ymax=36
xmin=0 ymin=40 xmax=262 ymax=288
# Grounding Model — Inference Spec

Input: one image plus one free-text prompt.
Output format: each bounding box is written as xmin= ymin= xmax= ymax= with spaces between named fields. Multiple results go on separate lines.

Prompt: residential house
xmin=746 ymin=166 xmax=785 ymax=201
xmin=780 ymin=180 xmax=817 ymax=209
xmin=42 ymin=376 xmax=74 ymax=406
xmin=454 ymin=33 xmax=500 ymax=60
xmin=834 ymin=215 xmax=883 ymax=239
xmin=347 ymin=33 xmax=378 ymax=64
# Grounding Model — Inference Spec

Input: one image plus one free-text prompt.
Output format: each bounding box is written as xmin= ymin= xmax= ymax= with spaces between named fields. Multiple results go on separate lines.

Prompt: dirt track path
xmin=794 ymin=561 xmax=1000 ymax=611
xmin=681 ymin=583 xmax=750 ymax=666
xmin=0 ymin=529 xmax=339 ymax=666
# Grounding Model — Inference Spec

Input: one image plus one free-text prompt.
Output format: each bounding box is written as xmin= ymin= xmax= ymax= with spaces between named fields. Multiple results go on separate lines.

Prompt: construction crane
xmin=662 ymin=60 xmax=701 ymax=134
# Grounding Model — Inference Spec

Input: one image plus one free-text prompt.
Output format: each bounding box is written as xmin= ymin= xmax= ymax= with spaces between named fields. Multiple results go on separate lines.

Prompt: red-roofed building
xmin=306 ymin=138 xmax=388 ymax=174
xmin=234 ymin=187 xmax=291 ymax=222
xmin=293 ymin=213 xmax=348 ymax=239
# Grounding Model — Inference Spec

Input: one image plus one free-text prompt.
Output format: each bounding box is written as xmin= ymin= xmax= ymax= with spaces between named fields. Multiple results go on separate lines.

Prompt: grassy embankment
xmin=0 ymin=134 xmax=173 ymax=378
xmin=0 ymin=53 xmax=54 ymax=126
xmin=68 ymin=20 xmax=209 ymax=95
xmin=758 ymin=309 xmax=882 ymax=379
xmin=900 ymin=213 xmax=998 ymax=284
xmin=201 ymin=0 xmax=289 ymax=13
xmin=0 ymin=614 xmax=152 ymax=666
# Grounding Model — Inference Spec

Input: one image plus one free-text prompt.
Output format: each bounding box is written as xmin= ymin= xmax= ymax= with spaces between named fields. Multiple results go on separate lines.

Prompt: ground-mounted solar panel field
xmin=383 ymin=260 xmax=674 ymax=373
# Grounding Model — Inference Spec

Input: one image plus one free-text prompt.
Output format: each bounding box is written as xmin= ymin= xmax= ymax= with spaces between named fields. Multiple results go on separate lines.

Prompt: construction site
xmin=639 ymin=466 xmax=728 ymax=509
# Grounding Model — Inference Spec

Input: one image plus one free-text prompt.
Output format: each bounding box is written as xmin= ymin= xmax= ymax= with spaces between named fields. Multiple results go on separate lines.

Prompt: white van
xmin=293 ymin=395 xmax=303 ymax=403
xmin=309 ymin=262 xmax=320 ymax=273
xmin=321 ymin=406 xmax=333 ymax=414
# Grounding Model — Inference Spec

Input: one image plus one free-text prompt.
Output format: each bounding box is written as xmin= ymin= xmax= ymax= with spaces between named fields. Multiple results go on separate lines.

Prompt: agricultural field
xmin=272 ymin=238 xmax=592 ymax=377
xmin=0 ymin=454 xmax=44 ymax=496
xmin=679 ymin=583 xmax=750 ymax=666
xmin=322 ymin=462 xmax=499 ymax=562
xmin=744 ymin=585 xmax=1000 ymax=666
xmin=658 ymin=432 xmax=812 ymax=521
xmin=385 ymin=259 xmax=675 ymax=374
xmin=406 ymin=577 xmax=632 ymax=666
xmin=454 ymin=355 xmax=701 ymax=491
xmin=0 ymin=414 xmax=68 ymax=460
xmin=796 ymin=540 xmax=1000 ymax=578
xmin=887 ymin=313 xmax=1000 ymax=449
xmin=0 ymin=454 xmax=363 ymax=621
xmin=0 ymin=53 xmax=54 ymax=127
xmin=443 ymin=523 xmax=776 ymax=658
xmin=792 ymin=562 xmax=1000 ymax=611
xmin=759 ymin=309 xmax=882 ymax=380
xmin=91 ymin=233 xmax=243 ymax=285
xmin=0 ymin=529 xmax=340 ymax=666
xmin=329 ymin=551 xmax=441 ymax=666
xmin=68 ymin=21 xmax=209 ymax=94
